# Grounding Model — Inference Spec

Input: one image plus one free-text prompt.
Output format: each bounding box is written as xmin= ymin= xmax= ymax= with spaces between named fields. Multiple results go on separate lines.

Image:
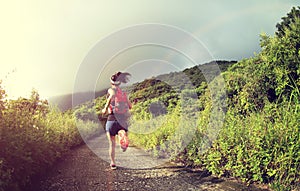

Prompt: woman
xmin=102 ymin=72 xmax=132 ymax=169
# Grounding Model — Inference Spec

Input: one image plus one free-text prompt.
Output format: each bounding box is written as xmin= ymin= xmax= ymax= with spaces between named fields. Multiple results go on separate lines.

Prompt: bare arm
xmin=102 ymin=88 xmax=115 ymax=114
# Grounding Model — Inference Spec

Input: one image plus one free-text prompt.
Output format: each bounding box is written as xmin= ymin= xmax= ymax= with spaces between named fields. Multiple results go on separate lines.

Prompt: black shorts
xmin=105 ymin=120 xmax=127 ymax=136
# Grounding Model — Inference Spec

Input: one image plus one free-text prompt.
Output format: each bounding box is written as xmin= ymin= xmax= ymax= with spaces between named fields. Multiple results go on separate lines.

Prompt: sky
xmin=0 ymin=0 xmax=298 ymax=100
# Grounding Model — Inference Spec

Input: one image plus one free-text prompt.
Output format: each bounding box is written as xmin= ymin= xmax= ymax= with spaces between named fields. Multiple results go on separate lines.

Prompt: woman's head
xmin=110 ymin=72 xmax=131 ymax=85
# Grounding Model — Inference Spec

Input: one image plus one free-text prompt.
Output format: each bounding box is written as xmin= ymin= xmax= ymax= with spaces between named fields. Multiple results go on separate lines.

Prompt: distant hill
xmin=156 ymin=60 xmax=237 ymax=90
xmin=48 ymin=89 xmax=107 ymax=111
xmin=49 ymin=60 xmax=236 ymax=111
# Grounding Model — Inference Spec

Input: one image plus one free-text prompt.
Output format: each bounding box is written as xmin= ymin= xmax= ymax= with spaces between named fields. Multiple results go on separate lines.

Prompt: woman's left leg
xmin=118 ymin=128 xmax=129 ymax=152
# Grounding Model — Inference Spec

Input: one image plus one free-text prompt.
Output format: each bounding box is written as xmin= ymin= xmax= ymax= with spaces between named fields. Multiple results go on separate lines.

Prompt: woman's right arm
xmin=102 ymin=88 xmax=115 ymax=114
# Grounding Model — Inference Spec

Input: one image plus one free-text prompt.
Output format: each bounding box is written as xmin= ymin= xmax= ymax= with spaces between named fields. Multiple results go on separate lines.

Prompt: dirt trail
xmin=27 ymin=134 xmax=270 ymax=191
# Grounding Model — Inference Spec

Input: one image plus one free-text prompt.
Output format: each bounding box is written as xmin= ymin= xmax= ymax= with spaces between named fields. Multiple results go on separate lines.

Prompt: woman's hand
xmin=102 ymin=108 xmax=107 ymax=114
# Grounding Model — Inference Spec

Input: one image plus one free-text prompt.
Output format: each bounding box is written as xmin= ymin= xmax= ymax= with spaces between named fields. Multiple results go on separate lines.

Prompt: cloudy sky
xmin=0 ymin=0 xmax=298 ymax=99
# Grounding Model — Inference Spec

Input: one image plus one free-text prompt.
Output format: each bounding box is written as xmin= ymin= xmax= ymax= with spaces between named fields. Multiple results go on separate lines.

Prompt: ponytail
xmin=110 ymin=72 xmax=131 ymax=85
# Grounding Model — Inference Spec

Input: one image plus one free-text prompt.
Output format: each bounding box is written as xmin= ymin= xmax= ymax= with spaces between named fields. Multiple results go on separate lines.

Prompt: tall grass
xmin=0 ymin=105 xmax=79 ymax=191
xmin=0 ymin=89 xmax=102 ymax=191
xmin=128 ymin=98 xmax=299 ymax=190
xmin=204 ymin=102 xmax=299 ymax=190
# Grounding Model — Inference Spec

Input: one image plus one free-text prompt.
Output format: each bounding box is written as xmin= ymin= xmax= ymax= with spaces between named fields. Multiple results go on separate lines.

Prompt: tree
xmin=276 ymin=6 xmax=300 ymax=37
xmin=261 ymin=17 xmax=300 ymax=100
xmin=226 ymin=7 xmax=300 ymax=114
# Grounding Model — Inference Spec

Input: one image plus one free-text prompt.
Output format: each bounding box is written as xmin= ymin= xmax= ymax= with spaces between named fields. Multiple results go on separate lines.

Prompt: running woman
xmin=102 ymin=72 xmax=132 ymax=169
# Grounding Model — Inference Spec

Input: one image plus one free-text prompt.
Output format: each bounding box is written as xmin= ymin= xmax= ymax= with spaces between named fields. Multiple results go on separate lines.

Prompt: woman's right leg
xmin=106 ymin=132 xmax=116 ymax=166
xmin=105 ymin=121 xmax=116 ymax=166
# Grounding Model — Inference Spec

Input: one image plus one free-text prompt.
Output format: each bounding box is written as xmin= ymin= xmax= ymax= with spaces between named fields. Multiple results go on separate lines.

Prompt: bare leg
xmin=106 ymin=132 xmax=116 ymax=165
xmin=118 ymin=129 xmax=129 ymax=152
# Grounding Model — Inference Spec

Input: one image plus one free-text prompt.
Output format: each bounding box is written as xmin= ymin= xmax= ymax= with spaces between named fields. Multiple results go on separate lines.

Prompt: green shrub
xmin=202 ymin=102 xmax=299 ymax=189
xmin=0 ymin=89 xmax=83 ymax=191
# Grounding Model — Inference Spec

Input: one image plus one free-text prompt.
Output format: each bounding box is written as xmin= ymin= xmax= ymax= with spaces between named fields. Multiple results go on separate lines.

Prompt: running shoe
xmin=110 ymin=164 xmax=117 ymax=170
xmin=118 ymin=130 xmax=129 ymax=152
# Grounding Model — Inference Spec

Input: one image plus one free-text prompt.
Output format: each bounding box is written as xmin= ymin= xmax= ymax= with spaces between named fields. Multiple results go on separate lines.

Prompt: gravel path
xmin=27 ymin=134 xmax=270 ymax=191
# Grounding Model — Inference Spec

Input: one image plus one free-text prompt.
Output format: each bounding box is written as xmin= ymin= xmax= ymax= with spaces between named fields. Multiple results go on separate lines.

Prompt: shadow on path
xmin=86 ymin=134 xmax=169 ymax=169
xmin=27 ymin=134 xmax=271 ymax=191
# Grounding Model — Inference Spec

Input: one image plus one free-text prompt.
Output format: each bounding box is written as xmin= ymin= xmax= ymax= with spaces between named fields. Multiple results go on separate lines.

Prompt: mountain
xmin=48 ymin=89 xmax=107 ymax=111
xmin=49 ymin=60 xmax=236 ymax=111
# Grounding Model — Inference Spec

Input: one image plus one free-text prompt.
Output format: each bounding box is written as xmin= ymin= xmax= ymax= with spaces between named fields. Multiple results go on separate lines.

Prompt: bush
xmin=0 ymin=89 xmax=83 ymax=191
xmin=201 ymin=102 xmax=299 ymax=190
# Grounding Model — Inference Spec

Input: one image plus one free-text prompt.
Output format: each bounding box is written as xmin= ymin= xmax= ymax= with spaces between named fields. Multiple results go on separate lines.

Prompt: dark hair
xmin=111 ymin=72 xmax=131 ymax=84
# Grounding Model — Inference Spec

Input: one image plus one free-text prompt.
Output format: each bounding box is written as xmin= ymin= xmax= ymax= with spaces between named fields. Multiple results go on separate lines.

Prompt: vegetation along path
xmin=28 ymin=134 xmax=270 ymax=191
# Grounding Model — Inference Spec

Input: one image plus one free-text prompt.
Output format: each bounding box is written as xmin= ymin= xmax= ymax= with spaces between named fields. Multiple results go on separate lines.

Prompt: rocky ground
xmin=27 ymin=134 xmax=271 ymax=191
